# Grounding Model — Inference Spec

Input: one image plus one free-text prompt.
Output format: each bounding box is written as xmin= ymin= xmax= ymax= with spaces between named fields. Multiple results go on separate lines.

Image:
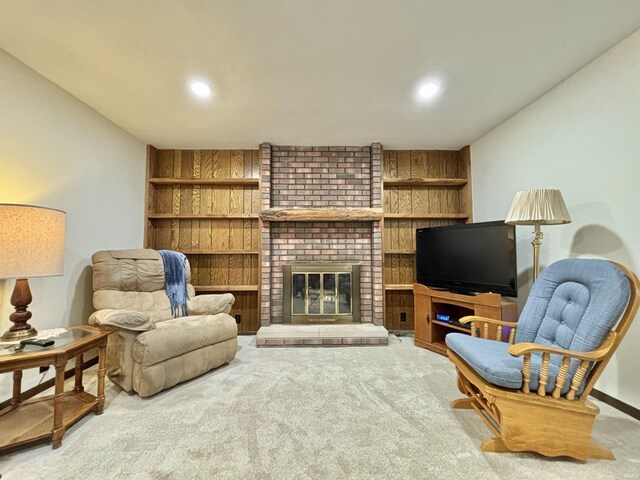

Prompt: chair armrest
xmin=187 ymin=293 xmax=235 ymax=315
xmin=89 ymin=309 xmax=155 ymax=332
xmin=459 ymin=315 xmax=518 ymax=343
xmin=506 ymin=331 xmax=616 ymax=400
xmin=507 ymin=334 xmax=615 ymax=362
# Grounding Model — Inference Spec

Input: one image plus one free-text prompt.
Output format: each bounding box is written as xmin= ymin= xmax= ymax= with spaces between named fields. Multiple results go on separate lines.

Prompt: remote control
xmin=19 ymin=339 xmax=54 ymax=348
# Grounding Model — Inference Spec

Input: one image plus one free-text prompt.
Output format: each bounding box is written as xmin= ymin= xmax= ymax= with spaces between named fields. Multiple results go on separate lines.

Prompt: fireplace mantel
xmin=260 ymin=207 xmax=383 ymax=222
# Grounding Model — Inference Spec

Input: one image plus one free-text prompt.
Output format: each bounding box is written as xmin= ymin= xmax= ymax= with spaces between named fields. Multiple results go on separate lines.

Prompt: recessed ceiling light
xmin=190 ymin=81 xmax=213 ymax=98
xmin=418 ymin=82 xmax=440 ymax=99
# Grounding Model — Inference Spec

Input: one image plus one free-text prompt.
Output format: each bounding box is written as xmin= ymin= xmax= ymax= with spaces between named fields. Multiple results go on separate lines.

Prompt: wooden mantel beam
xmin=260 ymin=208 xmax=384 ymax=222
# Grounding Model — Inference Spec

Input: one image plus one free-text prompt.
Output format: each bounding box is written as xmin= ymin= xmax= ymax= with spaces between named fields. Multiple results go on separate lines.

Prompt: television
xmin=416 ymin=220 xmax=517 ymax=297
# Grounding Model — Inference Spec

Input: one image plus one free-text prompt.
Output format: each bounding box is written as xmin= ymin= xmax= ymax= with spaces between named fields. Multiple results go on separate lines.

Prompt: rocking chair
xmin=446 ymin=258 xmax=639 ymax=461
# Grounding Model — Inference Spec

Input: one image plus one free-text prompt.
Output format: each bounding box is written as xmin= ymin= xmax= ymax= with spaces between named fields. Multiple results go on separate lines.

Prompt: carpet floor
xmin=1 ymin=335 xmax=639 ymax=480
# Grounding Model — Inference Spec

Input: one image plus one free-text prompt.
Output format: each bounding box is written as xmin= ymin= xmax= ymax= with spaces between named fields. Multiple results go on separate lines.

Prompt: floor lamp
xmin=0 ymin=204 xmax=66 ymax=341
xmin=505 ymin=189 xmax=571 ymax=282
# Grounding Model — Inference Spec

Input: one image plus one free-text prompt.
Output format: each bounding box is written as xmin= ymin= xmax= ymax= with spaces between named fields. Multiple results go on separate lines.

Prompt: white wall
xmin=471 ymin=29 xmax=640 ymax=409
xmin=0 ymin=50 xmax=146 ymax=398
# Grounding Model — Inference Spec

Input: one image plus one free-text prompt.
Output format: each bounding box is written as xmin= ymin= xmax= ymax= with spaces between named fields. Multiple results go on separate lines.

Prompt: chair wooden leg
xmin=456 ymin=371 xmax=466 ymax=395
xmin=585 ymin=441 xmax=615 ymax=461
xmin=451 ymin=397 xmax=474 ymax=409
xmin=481 ymin=437 xmax=511 ymax=453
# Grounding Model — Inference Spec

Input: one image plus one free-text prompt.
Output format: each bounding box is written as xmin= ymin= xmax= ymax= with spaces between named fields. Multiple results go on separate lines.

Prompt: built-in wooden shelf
xmin=148 ymin=214 xmax=259 ymax=220
xmin=149 ymin=177 xmax=259 ymax=186
xmin=374 ymin=148 xmax=472 ymax=332
xmin=384 ymin=284 xmax=414 ymax=291
xmin=182 ymin=250 xmax=260 ymax=255
xmin=383 ymin=178 xmax=468 ymax=187
xmin=432 ymin=319 xmax=470 ymax=333
xmin=146 ymin=147 xmax=261 ymax=335
xmin=383 ymin=213 xmax=470 ymax=220
xmin=195 ymin=285 xmax=259 ymax=292
xmin=260 ymin=208 xmax=384 ymax=222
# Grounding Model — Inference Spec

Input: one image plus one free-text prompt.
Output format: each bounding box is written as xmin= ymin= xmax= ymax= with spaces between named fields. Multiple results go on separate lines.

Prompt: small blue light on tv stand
xmin=436 ymin=314 xmax=450 ymax=322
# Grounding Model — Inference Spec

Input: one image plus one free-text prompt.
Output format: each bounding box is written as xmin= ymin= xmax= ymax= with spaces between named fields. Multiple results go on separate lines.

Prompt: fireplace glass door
xmin=284 ymin=264 xmax=360 ymax=324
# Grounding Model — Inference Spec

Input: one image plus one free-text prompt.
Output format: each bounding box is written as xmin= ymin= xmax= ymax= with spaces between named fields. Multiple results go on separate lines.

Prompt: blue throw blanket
xmin=158 ymin=250 xmax=188 ymax=318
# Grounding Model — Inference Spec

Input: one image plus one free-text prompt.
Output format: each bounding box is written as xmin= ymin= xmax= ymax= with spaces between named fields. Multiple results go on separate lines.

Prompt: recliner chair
xmin=89 ymin=249 xmax=238 ymax=397
xmin=446 ymin=258 xmax=639 ymax=461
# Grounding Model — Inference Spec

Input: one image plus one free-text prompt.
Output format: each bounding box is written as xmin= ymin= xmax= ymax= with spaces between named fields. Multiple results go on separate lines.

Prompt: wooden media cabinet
xmin=413 ymin=283 xmax=518 ymax=355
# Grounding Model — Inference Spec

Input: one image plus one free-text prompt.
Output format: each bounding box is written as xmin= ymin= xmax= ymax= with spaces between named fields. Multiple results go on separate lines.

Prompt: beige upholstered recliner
xmin=89 ymin=249 xmax=237 ymax=397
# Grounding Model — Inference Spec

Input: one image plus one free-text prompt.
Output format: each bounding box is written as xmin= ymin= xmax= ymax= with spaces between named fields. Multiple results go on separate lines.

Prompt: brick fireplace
xmin=259 ymin=143 xmax=384 ymax=326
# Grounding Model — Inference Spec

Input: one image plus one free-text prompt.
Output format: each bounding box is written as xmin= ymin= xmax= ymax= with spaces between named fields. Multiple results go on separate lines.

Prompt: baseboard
xmin=0 ymin=356 xmax=99 ymax=410
xmin=591 ymin=388 xmax=640 ymax=421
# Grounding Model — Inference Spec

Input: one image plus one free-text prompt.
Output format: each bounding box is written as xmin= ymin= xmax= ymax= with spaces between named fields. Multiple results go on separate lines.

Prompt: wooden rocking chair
xmin=446 ymin=259 xmax=639 ymax=461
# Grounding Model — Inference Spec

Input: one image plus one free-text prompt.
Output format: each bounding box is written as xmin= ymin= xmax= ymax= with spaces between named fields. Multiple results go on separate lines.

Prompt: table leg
xmin=96 ymin=344 xmax=106 ymax=415
xmin=74 ymin=353 xmax=84 ymax=392
xmin=52 ymin=364 xmax=66 ymax=449
xmin=11 ymin=370 xmax=22 ymax=406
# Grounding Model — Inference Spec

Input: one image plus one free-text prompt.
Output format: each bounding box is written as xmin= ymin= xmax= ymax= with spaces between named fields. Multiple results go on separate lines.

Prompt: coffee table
xmin=0 ymin=326 xmax=110 ymax=450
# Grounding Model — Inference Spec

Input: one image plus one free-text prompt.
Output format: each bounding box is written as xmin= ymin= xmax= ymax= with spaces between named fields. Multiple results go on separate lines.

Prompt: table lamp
xmin=505 ymin=188 xmax=571 ymax=282
xmin=0 ymin=204 xmax=66 ymax=341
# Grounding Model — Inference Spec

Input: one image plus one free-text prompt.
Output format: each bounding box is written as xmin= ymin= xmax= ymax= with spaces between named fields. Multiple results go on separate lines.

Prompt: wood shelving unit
xmin=195 ymin=285 xmax=259 ymax=292
xmin=144 ymin=145 xmax=473 ymax=335
xmin=180 ymin=250 xmax=260 ymax=255
xmin=145 ymin=147 xmax=261 ymax=334
xmin=431 ymin=319 xmax=470 ymax=333
xmin=383 ymin=178 xmax=468 ymax=187
xmin=149 ymin=177 xmax=259 ymax=186
xmin=147 ymin=213 xmax=259 ymax=219
xmin=382 ymin=148 xmax=472 ymax=333
xmin=383 ymin=213 xmax=470 ymax=220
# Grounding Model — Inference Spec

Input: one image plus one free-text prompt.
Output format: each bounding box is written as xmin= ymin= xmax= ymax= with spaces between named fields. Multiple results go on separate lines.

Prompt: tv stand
xmin=413 ymin=284 xmax=518 ymax=355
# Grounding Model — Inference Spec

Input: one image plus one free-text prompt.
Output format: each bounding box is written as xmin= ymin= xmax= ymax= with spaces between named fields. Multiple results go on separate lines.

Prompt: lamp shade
xmin=0 ymin=204 xmax=66 ymax=279
xmin=505 ymin=189 xmax=571 ymax=226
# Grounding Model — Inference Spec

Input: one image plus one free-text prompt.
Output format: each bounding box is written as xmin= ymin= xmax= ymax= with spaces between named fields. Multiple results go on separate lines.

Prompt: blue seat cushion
xmin=446 ymin=333 xmax=580 ymax=395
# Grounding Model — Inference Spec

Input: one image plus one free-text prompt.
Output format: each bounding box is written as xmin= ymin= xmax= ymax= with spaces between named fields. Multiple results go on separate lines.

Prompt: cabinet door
xmin=414 ymin=293 xmax=432 ymax=343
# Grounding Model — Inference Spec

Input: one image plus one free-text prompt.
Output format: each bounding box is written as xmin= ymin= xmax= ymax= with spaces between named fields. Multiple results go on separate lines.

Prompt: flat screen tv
xmin=416 ymin=221 xmax=517 ymax=297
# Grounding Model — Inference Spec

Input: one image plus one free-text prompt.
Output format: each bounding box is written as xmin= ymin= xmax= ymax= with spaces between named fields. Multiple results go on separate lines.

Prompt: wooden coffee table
xmin=0 ymin=326 xmax=110 ymax=451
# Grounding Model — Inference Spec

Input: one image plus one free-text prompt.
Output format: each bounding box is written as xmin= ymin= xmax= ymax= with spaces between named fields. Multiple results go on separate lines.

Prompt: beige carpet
xmin=1 ymin=335 xmax=639 ymax=480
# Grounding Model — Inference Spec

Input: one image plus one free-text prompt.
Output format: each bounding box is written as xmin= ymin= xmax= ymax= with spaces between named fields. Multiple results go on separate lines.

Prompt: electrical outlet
xmin=235 ymin=314 xmax=242 ymax=324
xmin=39 ymin=365 xmax=49 ymax=374
xmin=400 ymin=312 xmax=407 ymax=322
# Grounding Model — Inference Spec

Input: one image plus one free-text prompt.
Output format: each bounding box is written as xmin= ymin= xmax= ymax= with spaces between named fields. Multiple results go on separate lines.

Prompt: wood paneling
xmin=146 ymin=145 xmax=471 ymax=334
xmin=146 ymin=148 xmax=260 ymax=334
xmin=385 ymin=290 xmax=414 ymax=331
xmin=382 ymin=148 xmax=471 ymax=332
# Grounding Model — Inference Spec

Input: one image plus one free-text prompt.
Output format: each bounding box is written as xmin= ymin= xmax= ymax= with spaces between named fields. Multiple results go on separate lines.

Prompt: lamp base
xmin=1 ymin=327 xmax=38 ymax=342
xmin=1 ymin=278 xmax=38 ymax=342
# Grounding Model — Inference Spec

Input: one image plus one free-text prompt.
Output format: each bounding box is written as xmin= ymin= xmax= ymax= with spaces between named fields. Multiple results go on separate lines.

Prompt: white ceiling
xmin=1 ymin=1 xmax=640 ymax=149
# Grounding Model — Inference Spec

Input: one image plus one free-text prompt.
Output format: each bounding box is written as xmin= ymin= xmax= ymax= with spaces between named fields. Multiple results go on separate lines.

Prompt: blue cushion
xmin=446 ymin=333 xmax=577 ymax=395
xmin=515 ymin=259 xmax=630 ymax=352
xmin=446 ymin=333 xmax=523 ymax=389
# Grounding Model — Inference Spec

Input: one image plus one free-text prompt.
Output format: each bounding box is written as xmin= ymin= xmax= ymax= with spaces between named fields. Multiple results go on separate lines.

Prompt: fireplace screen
xmin=283 ymin=264 xmax=360 ymax=323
